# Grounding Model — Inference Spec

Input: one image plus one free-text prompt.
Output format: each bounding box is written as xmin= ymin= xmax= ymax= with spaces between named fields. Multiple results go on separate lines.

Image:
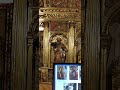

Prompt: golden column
xmin=43 ymin=22 xmax=49 ymax=67
xmin=74 ymin=30 xmax=77 ymax=63
xmin=68 ymin=21 xmax=75 ymax=63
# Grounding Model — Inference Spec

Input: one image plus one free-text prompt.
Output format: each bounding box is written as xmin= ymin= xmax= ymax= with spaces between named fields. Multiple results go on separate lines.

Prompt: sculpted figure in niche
xmin=51 ymin=37 xmax=67 ymax=63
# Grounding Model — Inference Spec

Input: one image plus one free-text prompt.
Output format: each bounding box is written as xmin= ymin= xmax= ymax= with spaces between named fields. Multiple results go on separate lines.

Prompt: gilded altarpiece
xmin=29 ymin=0 xmax=81 ymax=89
xmin=37 ymin=0 xmax=81 ymax=85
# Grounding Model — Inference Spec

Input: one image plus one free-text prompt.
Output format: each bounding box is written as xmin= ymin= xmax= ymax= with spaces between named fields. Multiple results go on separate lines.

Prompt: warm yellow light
xmin=39 ymin=18 xmax=44 ymax=22
xmin=39 ymin=26 xmax=44 ymax=31
xmin=39 ymin=10 xmax=44 ymax=15
xmin=39 ymin=10 xmax=44 ymax=31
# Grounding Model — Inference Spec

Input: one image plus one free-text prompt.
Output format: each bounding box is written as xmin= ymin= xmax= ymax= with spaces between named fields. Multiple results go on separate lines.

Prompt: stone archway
xmin=101 ymin=2 xmax=120 ymax=90
xmin=108 ymin=22 xmax=120 ymax=90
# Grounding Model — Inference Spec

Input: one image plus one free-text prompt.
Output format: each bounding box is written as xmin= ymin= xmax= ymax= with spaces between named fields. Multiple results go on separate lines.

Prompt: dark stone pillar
xmin=83 ymin=0 xmax=100 ymax=90
xmin=11 ymin=0 xmax=27 ymax=90
xmin=27 ymin=36 xmax=33 ymax=90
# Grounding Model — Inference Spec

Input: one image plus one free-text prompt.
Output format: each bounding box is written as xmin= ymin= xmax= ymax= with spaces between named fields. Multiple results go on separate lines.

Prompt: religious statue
xmin=50 ymin=37 xmax=67 ymax=63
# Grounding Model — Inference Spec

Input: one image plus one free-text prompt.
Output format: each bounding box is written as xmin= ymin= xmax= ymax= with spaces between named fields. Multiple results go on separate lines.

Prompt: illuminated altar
xmin=28 ymin=0 xmax=81 ymax=89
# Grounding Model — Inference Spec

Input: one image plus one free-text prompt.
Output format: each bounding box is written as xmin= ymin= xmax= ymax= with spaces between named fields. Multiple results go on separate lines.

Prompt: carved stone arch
xmin=101 ymin=2 xmax=120 ymax=65
xmin=102 ymin=1 xmax=120 ymax=33
xmin=29 ymin=12 xmax=40 ymax=32
xmin=101 ymin=2 xmax=120 ymax=90
xmin=101 ymin=1 xmax=120 ymax=66
xmin=101 ymin=2 xmax=120 ymax=58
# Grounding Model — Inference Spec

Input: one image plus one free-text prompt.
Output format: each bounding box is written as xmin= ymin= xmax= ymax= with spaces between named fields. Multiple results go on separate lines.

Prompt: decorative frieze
xmin=39 ymin=8 xmax=80 ymax=21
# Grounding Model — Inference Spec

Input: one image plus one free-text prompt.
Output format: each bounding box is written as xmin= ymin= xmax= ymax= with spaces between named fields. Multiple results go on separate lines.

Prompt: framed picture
xmin=53 ymin=63 xmax=81 ymax=90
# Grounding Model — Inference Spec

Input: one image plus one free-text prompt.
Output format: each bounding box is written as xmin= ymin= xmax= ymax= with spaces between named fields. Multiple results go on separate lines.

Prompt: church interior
xmin=0 ymin=0 xmax=120 ymax=90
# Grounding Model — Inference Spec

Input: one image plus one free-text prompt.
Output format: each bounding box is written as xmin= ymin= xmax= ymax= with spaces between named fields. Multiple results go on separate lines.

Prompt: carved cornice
xmin=29 ymin=7 xmax=81 ymax=32
xmin=40 ymin=8 xmax=81 ymax=22
xmin=40 ymin=7 xmax=79 ymax=12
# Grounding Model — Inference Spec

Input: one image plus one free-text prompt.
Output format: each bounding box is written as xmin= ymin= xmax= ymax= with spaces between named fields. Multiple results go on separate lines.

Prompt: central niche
xmin=49 ymin=21 xmax=68 ymax=66
xmin=39 ymin=20 xmax=81 ymax=83
xmin=50 ymin=34 xmax=68 ymax=64
xmin=39 ymin=20 xmax=81 ymax=68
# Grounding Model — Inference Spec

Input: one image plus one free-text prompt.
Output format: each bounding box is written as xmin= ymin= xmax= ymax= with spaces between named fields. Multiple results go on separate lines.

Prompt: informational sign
xmin=53 ymin=63 xmax=81 ymax=90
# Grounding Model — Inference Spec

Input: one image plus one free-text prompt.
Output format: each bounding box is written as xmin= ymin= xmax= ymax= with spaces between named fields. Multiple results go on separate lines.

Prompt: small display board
xmin=53 ymin=63 xmax=81 ymax=90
